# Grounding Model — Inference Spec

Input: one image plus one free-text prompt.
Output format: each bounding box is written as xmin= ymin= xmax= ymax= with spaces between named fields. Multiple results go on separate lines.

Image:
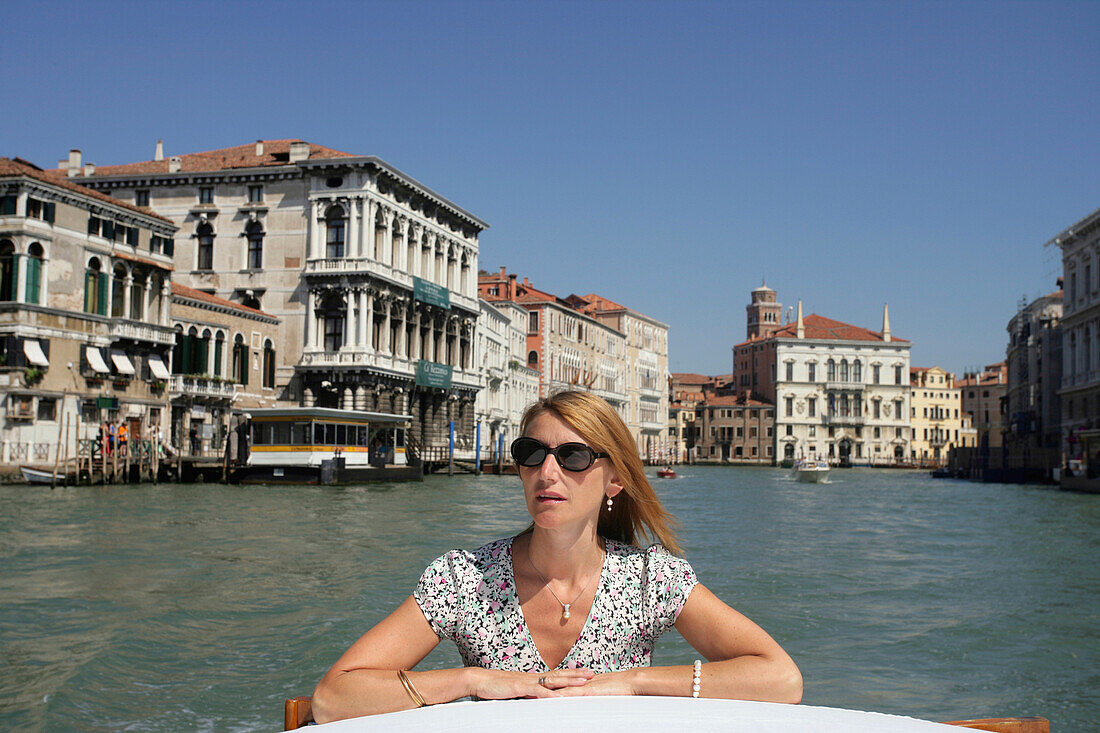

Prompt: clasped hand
xmin=471 ymin=667 xmax=635 ymax=700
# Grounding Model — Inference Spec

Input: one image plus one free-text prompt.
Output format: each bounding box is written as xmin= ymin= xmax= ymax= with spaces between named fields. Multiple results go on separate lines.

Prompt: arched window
xmin=25 ymin=243 xmax=44 ymax=305
xmin=232 ymin=333 xmax=249 ymax=385
xmin=325 ymin=205 xmax=346 ymax=259
xmin=321 ymin=292 xmax=345 ymax=352
xmin=246 ymin=221 xmax=264 ymax=269
xmin=853 ymin=359 xmax=862 ymax=382
xmin=213 ymin=331 xmax=225 ymax=377
xmin=262 ymin=339 xmax=276 ymax=388
xmin=196 ymin=223 xmax=214 ymax=270
xmin=826 ymin=359 xmax=836 ymax=381
xmin=172 ymin=325 xmax=185 ymax=374
xmin=194 ymin=328 xmax=212 ymax=374
xmin=85 ymin=258 xmax=106 ymax=314
xmin=528 ymin=350 xmax=538 ymax=366
xmin=130 ymin=269 xmax=146 ymax=320
xmin=840 ymin=359 xmax=849 ymax=382
xmin=148 ymin=274 xmax=162 ymax=323
xmin=0 ymin=240 xmax=15 ymax=302
xmin=111 ymin=263 xmax=128 ymax=317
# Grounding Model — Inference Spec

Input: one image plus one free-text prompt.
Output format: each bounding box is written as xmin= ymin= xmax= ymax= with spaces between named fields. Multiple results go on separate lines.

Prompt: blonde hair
xmin=519 ymin=390 xmax=682 ymax=555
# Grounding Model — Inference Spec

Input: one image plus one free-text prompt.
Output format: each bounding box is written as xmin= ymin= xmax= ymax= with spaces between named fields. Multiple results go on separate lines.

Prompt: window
xmin=0 ymin=240 xmax=16 ymax=301
xmin=808 ymin=362 xmax=816 ymax=382
xmin=37 ymin=397 xmax=57 ymax=421
xmin=853 ymin=360 xmax=862 ymax=382
xmin=232 ymin=334 xmax=249 ymax=384
xmin=111 ymin=264 xmax=127 ymax=317
xmin=895 ymin=399 xmax=904 ymax=418
xmin=785 ymin=424 xmax=793 ymax=436
xmin=196 ymin=223 xmax=214 ymax=270
xmin=325 ymin=205 xmax=345 ymax=259
xmin=25 ymin=243 xmax=43 ymax=305
xmin=84 ymin=257 xmax=108 ymax=314
xmin=807 ymin=397 xmax=816 ymax=417
xmin=246 ymin=222 xmax=264 ymax=269
xmin=135 ymin=190 xmax=150 ymax=206
xmin=840 ymin=359 xmax=849 ymax=381
xmin=873 ymin=400 xmax=881 ymax=419
xmin=808 ymin=425 xmax=816 ymax=437
xmin=248 ymin=185 xmax=264 ymax=203
xmin=262 ymin=339 xmax=276 ymax=388
xmin=26 ymin=198 xmax=55 ymax=223
xmin=0 ymin=196 xmax=15 ymax=215
xmin=872 ymin=364 xmax=881 ymax=384
xmin=321 ymin=293 xmax=345 ymax=352
xmin=827 ymin=359 xmax=836 ymax=381
xmin=213 ymin=333 xmax=224 ymax=377
xmin=528 ymin=311 xmax=539 ymax=334
xmin=785 ymin=362 xmax=793 ymax=381
xmin=199 ymin=187 xmax=214 ymax=204
xmin=785 ymin=396 xmax=793 ymax=417
xmin=895 ymin=427 xmax=902 ymax=438
xmin=895 ymin=365 xmax=903 ymax=384
xmin=528 ymin=350 xmax=538 ymax=366
xmin=874 ymin=426 xmax=881 ymax=439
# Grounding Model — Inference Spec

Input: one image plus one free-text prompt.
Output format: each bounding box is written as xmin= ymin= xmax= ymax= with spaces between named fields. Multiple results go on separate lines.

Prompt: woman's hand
xmin=470 ymin=667 xmax=595 ymax=700
xmin=556 ymin=669 xmax=637 ymax=697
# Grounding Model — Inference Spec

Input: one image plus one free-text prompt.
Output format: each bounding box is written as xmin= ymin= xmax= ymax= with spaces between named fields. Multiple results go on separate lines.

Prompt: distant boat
xmin=930 ymin=467 xmax=952 ymax=479
xmin=793 ymin=459 xmax=830 ymax=483
xmin=656 ymin=467 xmax=677 ymax=479
xmin=21 ymin=466 xmax=62 ymax=484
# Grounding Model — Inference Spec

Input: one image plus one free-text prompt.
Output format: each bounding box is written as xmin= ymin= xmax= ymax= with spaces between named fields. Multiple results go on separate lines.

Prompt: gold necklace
xmin=527 ymin=549 xmax=604 ymax=620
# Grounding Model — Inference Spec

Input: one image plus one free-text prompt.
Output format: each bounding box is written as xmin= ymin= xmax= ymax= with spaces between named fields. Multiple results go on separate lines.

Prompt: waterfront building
xmin=669 ymin=372 xmax=710 ymax=463
xmin=1049 ymin=206 xmax=1100 ymax=480
xmin=957 ymin=362 xmax=1007 ymax=451
xmin=0 ymin=156 xmax=176 ymax=468
xmin=479 ymin=269 xmax=631 ymax=442
xmin=1003 ymin=288 xmax=1062 ymax=480
xmin=694 ymin=394 xmax=775 ymax=464
xmin=58 ymin=140 xmax=488 ymax=452
xmin=565 ymin=293 xmax=670 ymax=462
xmin=908 ymin=367 xmax=971 ymax=465
xmin=168 ymin=283 xmax=281 ymax=456
xmin=733 ymin=290 xmax=911 ymax=465
xmin=474 ymin=298 xmax=539 ymax=462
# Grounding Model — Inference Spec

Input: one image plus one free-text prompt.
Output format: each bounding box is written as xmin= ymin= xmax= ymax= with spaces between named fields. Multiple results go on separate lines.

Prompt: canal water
xmin=1 ymin=468 xmax=1097 ymax=731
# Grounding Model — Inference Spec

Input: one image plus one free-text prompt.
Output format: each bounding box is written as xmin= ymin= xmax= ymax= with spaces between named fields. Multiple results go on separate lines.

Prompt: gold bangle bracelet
xmin=397 ymin=669 xmax=428 ymax=708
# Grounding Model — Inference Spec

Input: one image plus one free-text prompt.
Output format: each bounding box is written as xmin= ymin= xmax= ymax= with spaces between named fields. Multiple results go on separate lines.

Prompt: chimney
xmin=796 ymin=300 xmax=805 ymax=339
xmin=67 ymin=149 xmax=82 ymax=177
xmin=255 ymin=140 xmax=264 ymax=157
xmin=155 ymin=140 xmax=164 ymax=161
xmin=168 ymin=156 xmax=182 ymax=173
xmin=83 ymin=163 xmax=95 ymax=176
xmin=289 ymin=141 xmax=310 ymax=162
xmin=499 ymin=266 xmax=506 ymax=277
xmin=882 ymin=303 xmax=892 ymax=342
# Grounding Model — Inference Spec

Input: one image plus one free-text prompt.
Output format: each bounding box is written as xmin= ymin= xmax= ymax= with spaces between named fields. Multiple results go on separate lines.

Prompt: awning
xmin=110 ymin=351 xmax=135 ymax=375
xmin=23 ymin=339 xmax=49 ymax=367
xmin=86 ymin=346 xmax=110 ymax=374
xmin=147 ymin=354 xmax=170 ymax=380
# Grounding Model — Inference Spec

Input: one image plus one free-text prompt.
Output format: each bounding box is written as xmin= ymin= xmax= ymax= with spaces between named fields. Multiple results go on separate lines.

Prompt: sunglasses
xmin=510 ymin=437 xmax=609 ymax=472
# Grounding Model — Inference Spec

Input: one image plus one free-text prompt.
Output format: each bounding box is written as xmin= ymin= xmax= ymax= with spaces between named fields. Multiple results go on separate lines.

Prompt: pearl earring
xmin=606 ymin=496 xmax=613 ymax=511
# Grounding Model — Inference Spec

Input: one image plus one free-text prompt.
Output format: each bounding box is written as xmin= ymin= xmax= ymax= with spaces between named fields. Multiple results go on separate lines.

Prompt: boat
xmin=792 ymin=459 xmax=830 ymax=483
xmin=295 ymin=695 xmax=1035 ymax=732
xmin=929 ymin=467 xmax=952 ymax=479
xmin=656 ymin=467 xmax=677 ymax=479
xmin=20 ymin=465 xmax=62 ymax=484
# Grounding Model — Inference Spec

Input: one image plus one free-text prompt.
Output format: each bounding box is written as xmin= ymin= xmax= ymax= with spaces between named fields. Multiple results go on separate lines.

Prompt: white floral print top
xmin=413 ymin=536 xmax=698 ymax=673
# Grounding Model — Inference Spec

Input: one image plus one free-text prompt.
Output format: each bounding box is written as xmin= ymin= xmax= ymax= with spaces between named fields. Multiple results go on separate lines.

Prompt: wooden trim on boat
xmin=284 ymin=696 xmax=313 ymax=730
xmin=941 ymin=717 xmax=1049 ymax=732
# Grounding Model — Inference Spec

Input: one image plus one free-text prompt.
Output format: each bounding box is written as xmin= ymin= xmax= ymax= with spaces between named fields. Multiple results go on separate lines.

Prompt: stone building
xmin=168 ymin=283 xmax=281 ymax=455
xmin=694 ymin=394 xmax=775 ymax=464
xmin=1049 ymin=206 xmax=1100 ymax=476
xmin=668 ymin=373 xmax=709 ymax=463
xmin=733 ymin=291 xmax=911 ymax=465
xmin=475 ymin=297 xmax=539 ymax=462
xmin=958 ymin=362 xmax=1007 ymax=450
xmin=908 ymin=366 xmax=972 ymax=464
xmin=59 ymin=140 xmax=488 ymax=451
xmin=0 ymin=156 xmax=176 ymax=468
xmin=1004 ymin=288 xmax=1062 ymax=477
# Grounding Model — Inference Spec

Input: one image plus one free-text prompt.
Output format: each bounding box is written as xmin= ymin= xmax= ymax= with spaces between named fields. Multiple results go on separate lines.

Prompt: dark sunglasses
xmin=510 ymin=437 xmax=609 ymax=472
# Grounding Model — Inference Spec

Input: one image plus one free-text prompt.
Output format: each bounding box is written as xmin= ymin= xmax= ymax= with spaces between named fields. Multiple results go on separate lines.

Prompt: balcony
xmin=110 ymin=319 xmax=176 ymax=346
xmin=303 ymin=258 xmax=480 ymax=313
xmin=826 ymin=381 xmax=864 ymax=391
xmin=824 ymin=414 xmax=864 ymax=427
xmin=168 ymin=375 xmax=238 ymax=399
xmin=297 ymin=350 xmax=480 ymax=387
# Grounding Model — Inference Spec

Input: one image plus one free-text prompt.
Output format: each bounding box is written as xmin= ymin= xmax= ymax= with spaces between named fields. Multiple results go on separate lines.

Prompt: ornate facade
xmin=909 ymin=366 xmax=972 ymax=464
xmin=475 ymin=298 xmax=540 ymax=461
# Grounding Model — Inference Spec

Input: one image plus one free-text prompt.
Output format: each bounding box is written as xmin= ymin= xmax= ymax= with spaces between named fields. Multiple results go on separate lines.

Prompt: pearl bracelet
xmin=692 ymin=659 xmax=702 ymax=698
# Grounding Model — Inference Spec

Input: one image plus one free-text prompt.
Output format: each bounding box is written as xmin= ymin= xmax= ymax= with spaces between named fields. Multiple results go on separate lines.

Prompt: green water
xmin=1 ymin=468 xmax=1097 ymax=731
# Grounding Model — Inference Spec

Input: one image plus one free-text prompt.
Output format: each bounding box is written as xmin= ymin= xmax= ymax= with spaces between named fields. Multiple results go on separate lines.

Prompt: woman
xmin=312 ymin=391 xmax=801 ymax=723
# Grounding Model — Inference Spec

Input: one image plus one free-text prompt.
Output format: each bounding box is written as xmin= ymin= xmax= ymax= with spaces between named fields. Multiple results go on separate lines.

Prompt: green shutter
xmin=103 ymin=221 xmax=115 ymax=240
xmin=97 ymin=273 xmax=109 ymax=315
xmin=213 ymin=340 xmax=223 ymax=377
xmin=195 ymin=338 xmax=208 ymax=374
xmin=0 ymin=196 xmax=15 ymax=215
xmin=127 ymin=227 xmax=138 ymax=246
xmin=181 ymin=336 xmax=193 ymax=374
xmin=239 ymin=347 xmax=249 ymax=386
xmin=44 ymin=202 xmax=55 ymax=223
xmin=26 ymin=258 xmax=40 ymax=304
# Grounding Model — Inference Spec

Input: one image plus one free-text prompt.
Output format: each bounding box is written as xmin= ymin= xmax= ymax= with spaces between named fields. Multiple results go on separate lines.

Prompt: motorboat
xmin=792 ymin=459 xmax=830 ymax=483
xmin=20 ymin=465 xmax=62 ymax=484
xmin=656 ymin=467 xmax=677 ymax=479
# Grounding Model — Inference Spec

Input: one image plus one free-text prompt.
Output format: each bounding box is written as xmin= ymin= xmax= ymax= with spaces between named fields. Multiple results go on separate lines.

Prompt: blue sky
xmin=5 ymin=0 xmax=1097 ymax=376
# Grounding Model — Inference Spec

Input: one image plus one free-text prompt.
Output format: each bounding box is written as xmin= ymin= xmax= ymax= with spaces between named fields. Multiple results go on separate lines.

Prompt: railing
xmin=303 ymin=259 xmax=479 ymax=312
xmin=168 ymin=374 xmax=238 ymax=398
xmin=823 ymin=414 xmax=864 ymax=426
xmin=825 ymin=381 xmax=864 ymax=391
xmin=110 ymin=319 xmax=176 ymax=346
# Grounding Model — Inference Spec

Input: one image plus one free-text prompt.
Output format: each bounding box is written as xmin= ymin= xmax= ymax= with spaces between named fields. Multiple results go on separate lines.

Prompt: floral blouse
xmin=413 ymin=537 xmax=698 ymax=673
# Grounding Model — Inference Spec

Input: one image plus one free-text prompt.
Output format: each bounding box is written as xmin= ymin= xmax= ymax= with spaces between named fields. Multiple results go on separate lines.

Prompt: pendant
xmin=562 ymin=604 xmax=571 ymax=619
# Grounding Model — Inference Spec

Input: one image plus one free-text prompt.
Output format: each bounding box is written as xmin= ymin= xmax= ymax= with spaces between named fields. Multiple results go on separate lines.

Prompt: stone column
xmin=365 ymin=291 xmax=375 ymax=351
xmin=348 ymin=198 xmax=359 ymax=259
xmin=13 ymin=253 xmax=25 ymax=303
xmin=409 ymin=225 xmax=420 ymax=277
xmin=412 ymin=308 xmax=422 ymax=360
xmin=355 ymin=385 xmax=368 ymax=410
xmin=343 ymin=387 xmax=354 ymax=409
xmin=303 ymin=386 xmax=315 ymax=407
xmin=207 ymin=335 xmax=216 ymax=374
xmin=365 ymin=199 xmax=377 ymax=260
xmin=382 ymin=299 xmax=392 ymax=355
xmin=426 ymin=233 xmax=436 ymax=282
xmin=396 ymin=302 xmax=407 ymax=358
xmin=120 ymin=274 xmax=133 ymax=319
xmin=304 ymin=289 xmax=315 ymax=351
xmin=344 ymin=292 xmax=355 ymax=350
xmin=357 ymin=289 xmax=368 ymax=348
xmin=161 ymin=280 xmax=171 ymax=326
xmin=308 ymin=200 xmax=321 ymax=259
xmin=141 ymin=280 xmax=151 ymax=321
xmin=384 ymin=210 xmax=395 ymax=267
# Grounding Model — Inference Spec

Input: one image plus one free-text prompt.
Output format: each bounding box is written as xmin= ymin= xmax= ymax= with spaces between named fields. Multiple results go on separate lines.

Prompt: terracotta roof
xmin=1 ymin=156 xmax=174 ymax=225
xmin=114 ymin=249 xmax=172 ymax=272
xmin=736 ymin=314 xmax=907 ymax=346
xmin=171 ymin=282 xmax=276 ymax=319
xmin=702 ymin=395 xmax=772 ymax=408
xmin=57 ymin=140 xmax=357 ymax=177
xmin=672 ymin=373 xmax=711 ymax=383
xmin=574 ymin=293 xmax=628 ymax=311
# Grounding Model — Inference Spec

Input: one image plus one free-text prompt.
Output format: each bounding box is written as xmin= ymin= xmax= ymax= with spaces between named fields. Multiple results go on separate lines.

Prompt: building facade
xmin=168 ymin=283 xmax=281 ymax=455
xmin=694 ymin=395 xmax=775 ymax=464
xmin=61 ymin=140 xmax=488 ymax=451
xmin=958 ymin=362 xmax=1007 ymax=450
xmin=1004 ymin=289 xmax=1063 ymax=470
xmin=475 ymin=298 xmax=539 ymax=462
xmin=908 ymin=366 xmax=971 ymax=464
xmin=733 ymin=292 xmax=911 ymax=465
xmin=1 ymin=157 xmax=176 ymax=469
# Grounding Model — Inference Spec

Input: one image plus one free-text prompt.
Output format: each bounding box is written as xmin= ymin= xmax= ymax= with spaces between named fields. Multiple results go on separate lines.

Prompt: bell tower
xmin=746 ymin=282 xmax=782 ymax=339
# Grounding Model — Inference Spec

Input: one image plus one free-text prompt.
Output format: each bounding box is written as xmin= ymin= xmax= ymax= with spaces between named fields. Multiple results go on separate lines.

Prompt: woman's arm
xmin=311 ymin=595 xmax=591 ymax=723
xmin=560 ymin=583 xmax=802 ymax=703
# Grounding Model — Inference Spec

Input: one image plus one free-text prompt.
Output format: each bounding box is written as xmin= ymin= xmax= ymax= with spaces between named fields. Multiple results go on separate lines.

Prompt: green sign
xmin=413 ymin=276 xmax=451 ymax=309
xmin=96 ymin=396 xmax=120 ymax=410
xmin=416 ymin=360 xmax=453 ymax=389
